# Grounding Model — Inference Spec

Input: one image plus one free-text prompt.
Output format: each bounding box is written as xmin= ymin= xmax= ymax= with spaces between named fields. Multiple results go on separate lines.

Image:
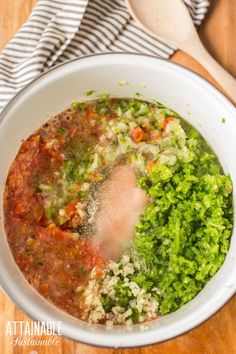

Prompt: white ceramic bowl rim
xmin=1 ymin=52 xmax=235 ymax=121
xmin=0 ymin=53 xmax=236 ymax=348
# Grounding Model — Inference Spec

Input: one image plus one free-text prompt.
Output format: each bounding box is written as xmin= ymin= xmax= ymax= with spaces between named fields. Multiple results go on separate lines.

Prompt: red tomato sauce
xmin=4 ymin=107 xmax=107 ymax=319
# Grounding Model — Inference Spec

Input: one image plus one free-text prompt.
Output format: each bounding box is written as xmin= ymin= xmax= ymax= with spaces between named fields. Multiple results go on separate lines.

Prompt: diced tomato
xmin=70 ymin=125 xmax=80 ymax=139
xmin=132 ymin=127 xmax=144 ymax=143
xmin=161 ymin=117 xmax=176 ymax=130
xmin=146 ymin=160 xmax=156 ymax=172
xmin=43 ymin=147 xmax=63 ymax=162
xmin=81 ymin=241 xmax=105 ymax=270
xmin=36 ymin=224 xmax=71 ymax=242
xmin=69 ymin=182 xmax=82 ymax=194
xmin=91 ymin=122 xmax=102 ymax=138
xmin=85 ymin=104 xmax=97 ymax=119
xmin=54 ymin=228 xmax=66 ymax=241
xmin=66 ymin=201 xmax=78 ymax=216
xmin=32 ymin=134 xmax=41 ymax=144
xmin=56 ymin=135 xmax=66 ymax=145
xmin=16 ymin=255 xmax=32 ymax=272
xmin=104 ymin=112 xmax=117 ymax=121
xmin=109 ymin=112 xmax=117 ymax=120
xmin=88 ymin=172 xmax=101 ymax=182
xmin=21 ymin=134 xmax=40 ymax=151
xmin=7 ymin=170 xmax=24 ymax=191
xmin=13 ymin=200 xmax=29 ymax=216
xmin=39 ymin=283 xmax=49 ymax=296
xmin=31 ymin=202 xmax=44 ymax=223
xmin=48 ymin=223 xmax=67 ymax=240
xmin=36 ymin=226 xmax=52 ymax=243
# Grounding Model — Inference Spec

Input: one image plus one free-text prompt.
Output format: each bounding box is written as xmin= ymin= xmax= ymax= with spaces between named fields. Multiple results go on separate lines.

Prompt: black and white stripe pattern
xmin=0 ymin=0 xmax=209 ymax=111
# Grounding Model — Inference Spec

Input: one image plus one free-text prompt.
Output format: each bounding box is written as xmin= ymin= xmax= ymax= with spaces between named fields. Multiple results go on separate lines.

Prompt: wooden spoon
xmin=126 ymin=0 xmax=236 ymax=103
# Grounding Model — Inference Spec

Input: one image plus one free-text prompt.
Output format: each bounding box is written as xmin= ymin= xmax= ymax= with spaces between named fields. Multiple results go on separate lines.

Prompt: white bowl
xmin=0 ymin=53 xmax=236 ymax=348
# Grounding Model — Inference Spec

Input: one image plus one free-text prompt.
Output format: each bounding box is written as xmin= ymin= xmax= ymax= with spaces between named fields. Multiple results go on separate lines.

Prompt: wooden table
xmin=0 ymin=1 xmax=236 ymax=353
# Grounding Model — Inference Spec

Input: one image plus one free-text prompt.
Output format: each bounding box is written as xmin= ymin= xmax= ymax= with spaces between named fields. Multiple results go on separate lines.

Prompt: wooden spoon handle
xmin=183 ymin=40 xmax=236 ymax=104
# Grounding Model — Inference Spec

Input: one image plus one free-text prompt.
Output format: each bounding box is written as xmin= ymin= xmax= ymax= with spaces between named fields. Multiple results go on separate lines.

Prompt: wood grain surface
xmin=0 ymin=0 xmax=236 ymax=353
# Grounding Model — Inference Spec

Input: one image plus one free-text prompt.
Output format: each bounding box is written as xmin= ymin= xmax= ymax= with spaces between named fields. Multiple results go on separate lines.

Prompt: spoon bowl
xmin=126 ymin=0 xmax=197 ymax=49
xmin=126 ymin=0 xmax=236 ymax=103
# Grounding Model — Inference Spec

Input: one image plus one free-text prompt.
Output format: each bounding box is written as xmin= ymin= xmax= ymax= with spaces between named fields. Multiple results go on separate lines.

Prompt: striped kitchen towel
xmin=0 ymin=0 xmax=209 ymax=112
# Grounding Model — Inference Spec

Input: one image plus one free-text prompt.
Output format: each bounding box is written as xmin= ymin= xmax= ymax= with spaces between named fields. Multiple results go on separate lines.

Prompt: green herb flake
xmin=76 ymin=266 xmax=87 ymax=277
xmin=57 ymin=127 xmax=66 ymax=135
xmin=71 ymin=101 xmax=79 ymax=110
xmin=114 ymin=280 xmax=133 ymax=307
xmin=86 ymin=89 xmax=96 ymax=96
xmin=98 ymin=92 xmax=110 ymax=100
xmin=101 ymin=294 xmax=115 ymax=312
xmin=34 ymin=258 xmax=43 ymax=267
xmin=132 ymin=309 xmax=141 ymax=323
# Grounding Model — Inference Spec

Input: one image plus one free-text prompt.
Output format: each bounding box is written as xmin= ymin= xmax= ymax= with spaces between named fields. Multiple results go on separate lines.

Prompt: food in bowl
xmin=3 ymin=96 xmax=233 ymax=326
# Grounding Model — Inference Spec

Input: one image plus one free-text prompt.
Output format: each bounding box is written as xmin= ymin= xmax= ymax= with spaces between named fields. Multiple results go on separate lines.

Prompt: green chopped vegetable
xmin=101 ymin=294 xmax=115 ymax=312
xmin=86 ymin=89 xmax=96 ymax=96
xmin=71 ymin=101 xmax=79 ymax=110
xmin=57 ymin=127 xmax=66 ymax=135
xmin=98 ymin=92 xmax=110 ymax=101
xmin=135 ymin=127 xmax=233 ymax=315
xmin=114 ymin=280 xmax=133 ymax=307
